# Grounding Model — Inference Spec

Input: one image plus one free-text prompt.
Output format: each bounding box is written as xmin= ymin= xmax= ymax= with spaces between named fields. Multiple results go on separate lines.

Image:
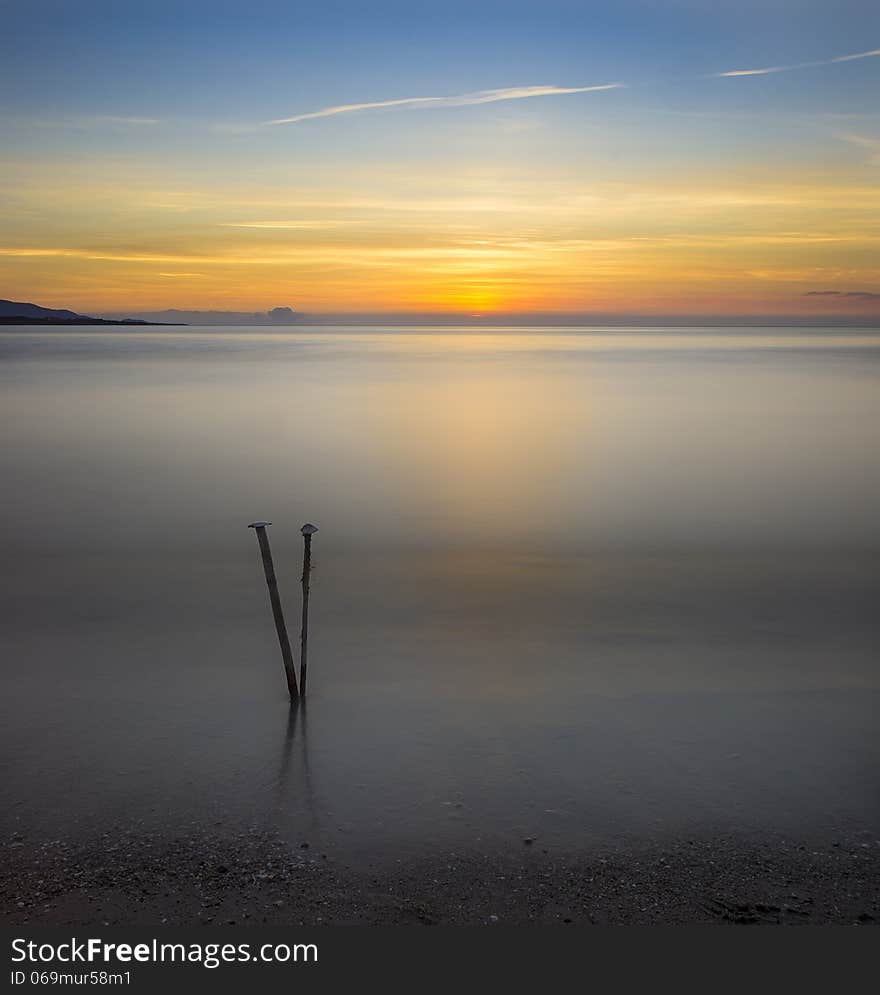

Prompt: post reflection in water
xmin=274 ymin=700 xmax=317 ymax=838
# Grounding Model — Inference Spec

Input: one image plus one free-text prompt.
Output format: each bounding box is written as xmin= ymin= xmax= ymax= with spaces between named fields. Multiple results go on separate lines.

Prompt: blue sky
xmin=3 ymin=0 xmax=878 ymax=124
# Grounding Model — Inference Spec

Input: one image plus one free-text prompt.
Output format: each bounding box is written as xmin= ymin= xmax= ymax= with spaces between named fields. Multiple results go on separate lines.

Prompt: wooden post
xmin=299 ymin=523 xmax=318 ymax=696
xmin=249 ymin=522 xmax=299 ymax=700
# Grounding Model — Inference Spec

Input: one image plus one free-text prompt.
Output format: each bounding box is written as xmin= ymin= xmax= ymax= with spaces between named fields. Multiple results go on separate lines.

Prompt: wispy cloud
xmin=835 ymin=131 xmax=880 ymax=164
xmin=265 ymin=83 xmax=622 ymax=126
xmin=0 ymin=248 xmax=203 ymax=263
xmin=829 ymin=49 xmax=880 ymax=64
xmin=97 ymin=116 xmax=161 ymax=126
xmin=29 ymin=115 xmax=162 ymax=129
xmin=804 ymin=289 xmax=880 ymax=299
xmin=716 ymin=47 xmax=880 ymax=78
xmin=219 ymin=220 xmax=361 ymax=229
xmin=716 ymin=66 xmax=790 ymax=78
xmin=264 ymin=49 xmax=877 ymax=128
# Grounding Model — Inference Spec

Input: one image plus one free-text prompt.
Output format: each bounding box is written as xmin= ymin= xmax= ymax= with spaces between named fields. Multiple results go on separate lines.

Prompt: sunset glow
xmin=1 ymin=1 xmax=878 ymax=319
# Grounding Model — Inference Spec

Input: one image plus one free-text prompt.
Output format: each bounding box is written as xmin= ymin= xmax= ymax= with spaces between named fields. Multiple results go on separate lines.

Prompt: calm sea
xmin=1 ymin=327 xmax=878 ymax=857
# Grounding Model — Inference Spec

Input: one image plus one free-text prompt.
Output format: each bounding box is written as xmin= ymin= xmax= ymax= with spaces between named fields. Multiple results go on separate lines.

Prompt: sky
xmin=0 ymin=0 xmax=878 ymax=318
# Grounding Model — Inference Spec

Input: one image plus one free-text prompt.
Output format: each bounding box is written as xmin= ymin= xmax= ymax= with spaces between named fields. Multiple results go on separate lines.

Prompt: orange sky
xmin=3 ymin=160 xmax=878 ymax=317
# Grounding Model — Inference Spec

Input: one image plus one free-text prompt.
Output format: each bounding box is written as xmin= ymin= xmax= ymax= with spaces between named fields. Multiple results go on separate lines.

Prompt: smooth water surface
xmin=1 ymin=327 xmax=878 ymax=858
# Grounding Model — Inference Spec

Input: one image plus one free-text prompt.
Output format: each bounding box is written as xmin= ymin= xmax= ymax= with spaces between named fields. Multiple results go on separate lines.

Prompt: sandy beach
xmin=4 ymin=826 xmax=878 ymax=927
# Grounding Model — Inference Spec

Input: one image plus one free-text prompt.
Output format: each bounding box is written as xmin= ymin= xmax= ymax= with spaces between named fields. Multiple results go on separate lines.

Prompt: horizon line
xmin=85 ymin=310 xmax=880 ymax=329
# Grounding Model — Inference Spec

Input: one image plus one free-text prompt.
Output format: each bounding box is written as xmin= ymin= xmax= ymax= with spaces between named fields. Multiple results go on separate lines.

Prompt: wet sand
xmin=4 ymin=827 xmax=878 ymax=926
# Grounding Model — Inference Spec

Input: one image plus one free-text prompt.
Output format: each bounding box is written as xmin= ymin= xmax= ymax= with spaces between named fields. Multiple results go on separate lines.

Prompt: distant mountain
xmin=0 ymin=299 xmax=87 ymax=321
xmin=0 ymin=299 xmax=180 ymax=325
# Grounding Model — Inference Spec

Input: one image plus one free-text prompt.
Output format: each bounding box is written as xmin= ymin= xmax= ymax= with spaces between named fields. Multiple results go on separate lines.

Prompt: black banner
xmin=3 ymin=926 xmax=874 ymax=991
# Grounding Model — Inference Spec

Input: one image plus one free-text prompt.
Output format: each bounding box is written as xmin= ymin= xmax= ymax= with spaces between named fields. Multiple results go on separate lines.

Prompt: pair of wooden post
xmin=249 ymin=521 xmax=317 ymax=700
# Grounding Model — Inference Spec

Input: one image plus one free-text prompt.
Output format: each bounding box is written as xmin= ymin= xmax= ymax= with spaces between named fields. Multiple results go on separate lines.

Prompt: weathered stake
xmin=249 ymin=521 xmax=299 ymax=700
xmin=299 ymin=523 xmax=318 ymax=696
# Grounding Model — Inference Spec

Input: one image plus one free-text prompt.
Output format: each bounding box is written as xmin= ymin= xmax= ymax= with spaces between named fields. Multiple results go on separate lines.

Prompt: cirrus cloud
xmin=264 ymin=83 xmax=623 ymax=126
xmin=716 ymin=47 xmax=880 ymax=78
